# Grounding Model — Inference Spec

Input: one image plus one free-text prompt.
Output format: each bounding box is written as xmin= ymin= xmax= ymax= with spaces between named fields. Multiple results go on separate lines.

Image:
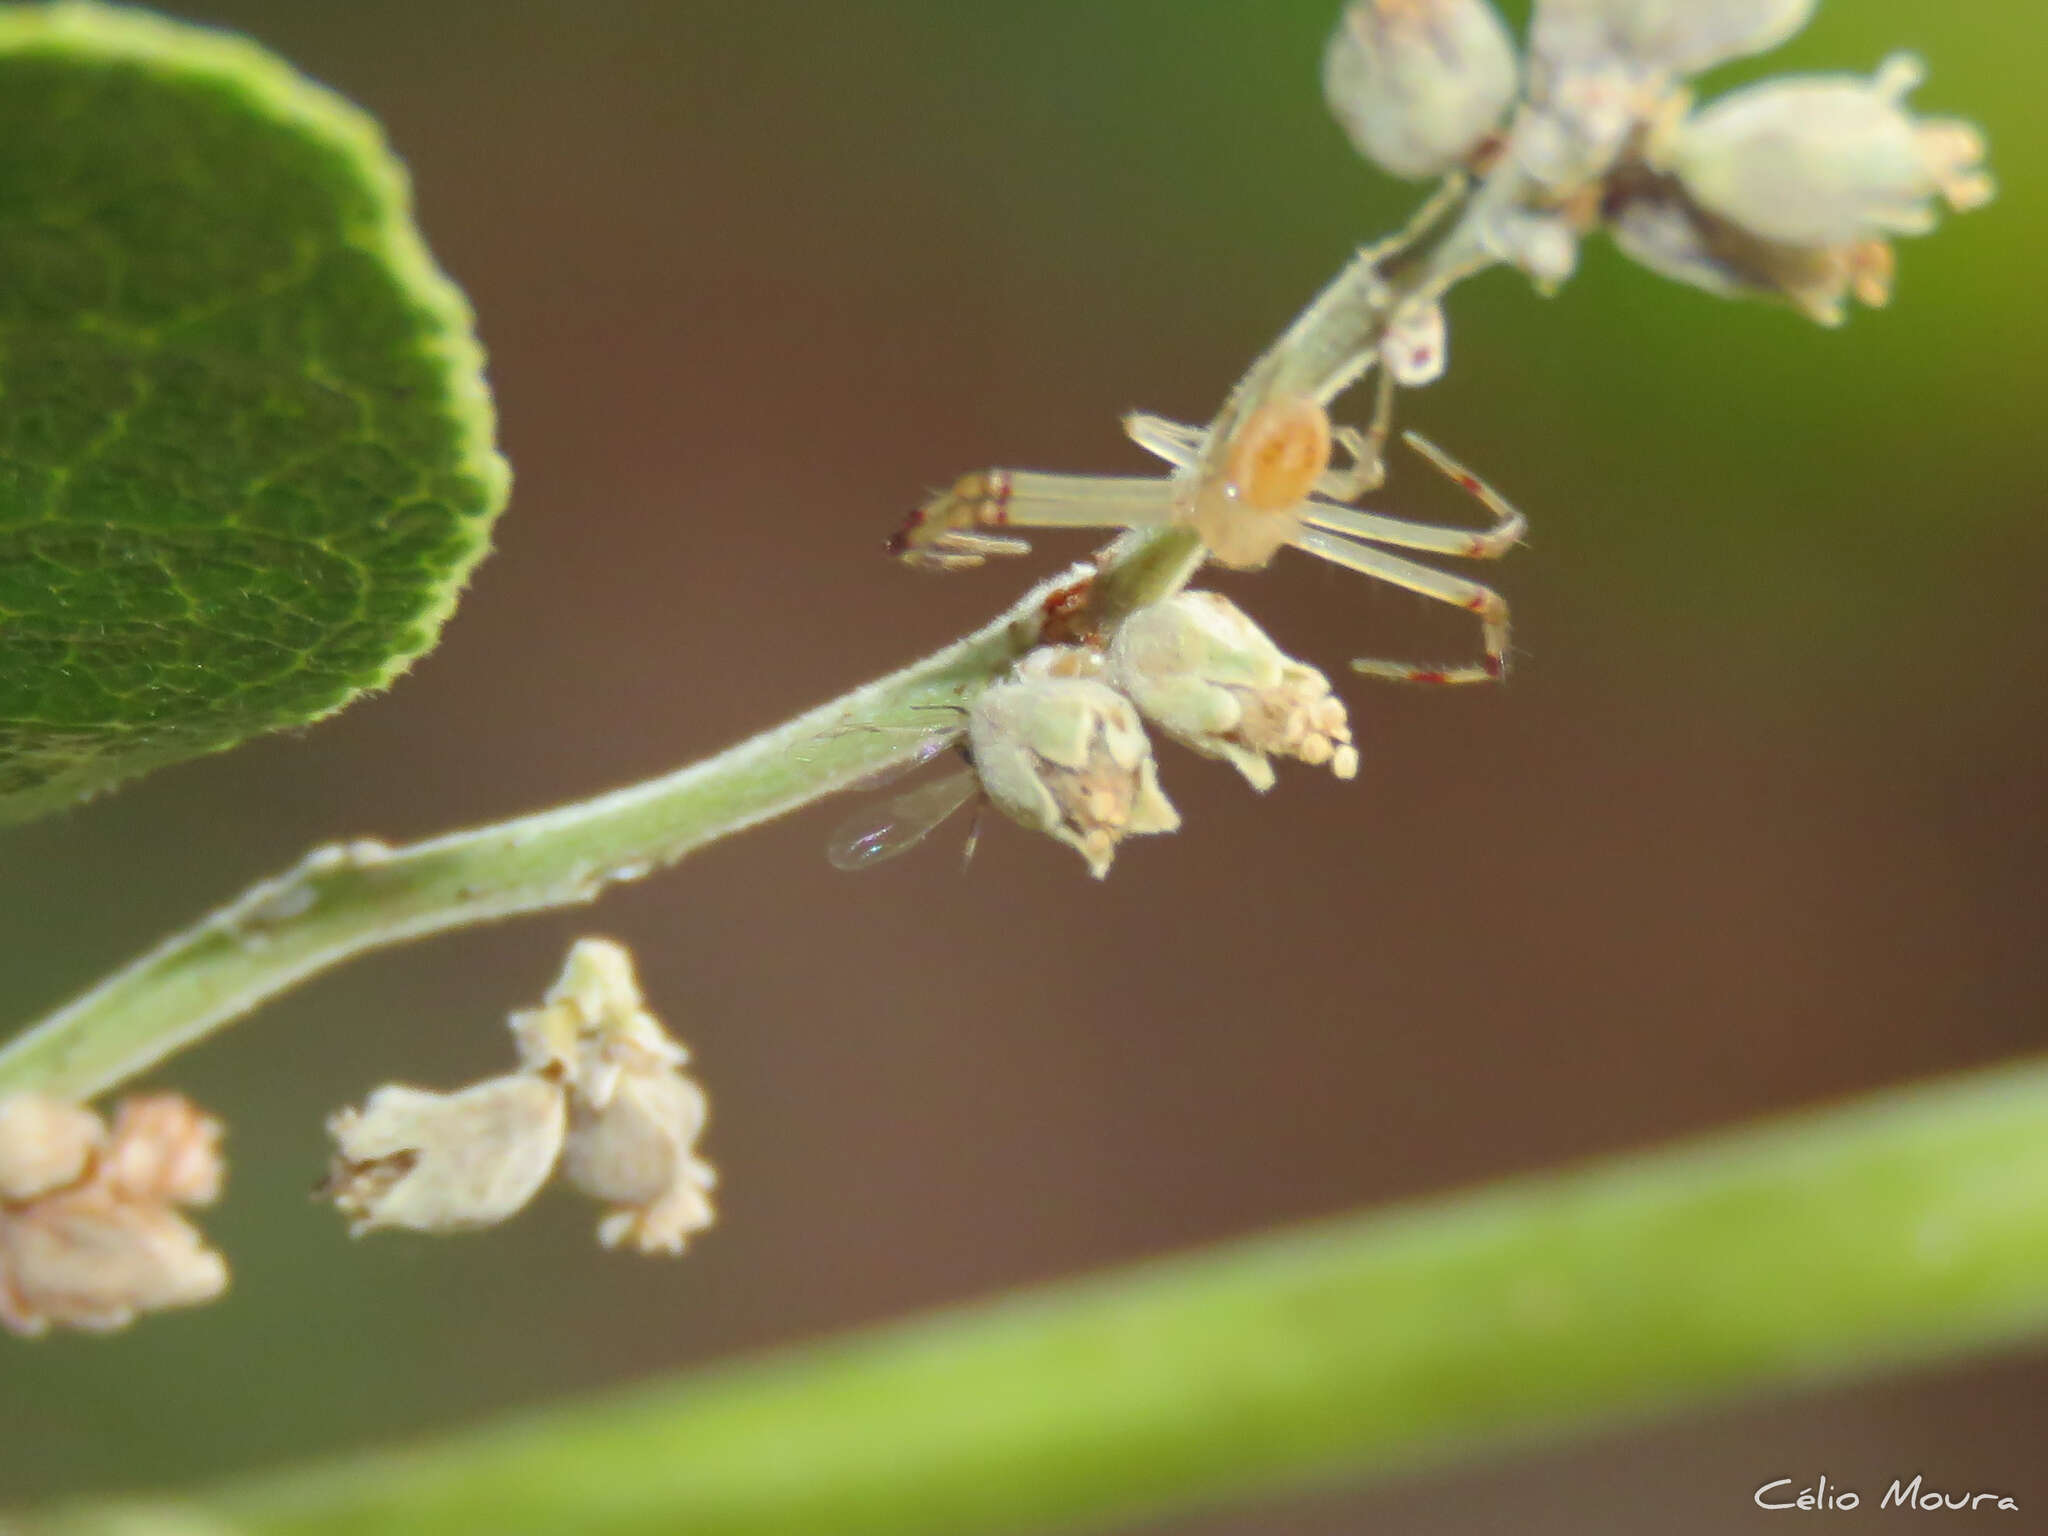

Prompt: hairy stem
xmin=23 ymin=1058 xmax=2048 ymax=1535
xmin=0 ymin=567 xmax=1099 ymax=1101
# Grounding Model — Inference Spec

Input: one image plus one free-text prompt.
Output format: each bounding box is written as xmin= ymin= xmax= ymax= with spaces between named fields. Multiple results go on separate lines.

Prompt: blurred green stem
xmin=24 ymin=1058 xmax=2048 ymax=1535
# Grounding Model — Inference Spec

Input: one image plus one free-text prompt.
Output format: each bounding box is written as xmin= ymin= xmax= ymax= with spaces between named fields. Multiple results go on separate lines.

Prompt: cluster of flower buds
xmin=1323 ymin=0 xmax=1992 ymax=323
xmin=324 ymin=938 xmax=714 ymax=1255
xmin=0 ymin=1092 xmax=227 ymax=1336
xmin=966 ymin=595 xmax=1357 ymax=876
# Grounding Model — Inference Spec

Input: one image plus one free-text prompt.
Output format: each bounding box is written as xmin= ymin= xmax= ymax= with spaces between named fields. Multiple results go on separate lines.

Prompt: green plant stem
xmin=0 ymin=562 xmax=1104 ymax=1102
xmin=25 ymin=1058 xmax=2048 ymax=1536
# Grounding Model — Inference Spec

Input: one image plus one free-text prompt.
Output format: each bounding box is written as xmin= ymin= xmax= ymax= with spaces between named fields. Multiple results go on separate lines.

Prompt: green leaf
xmin=0 ymin=2 xmax=509 ymax=822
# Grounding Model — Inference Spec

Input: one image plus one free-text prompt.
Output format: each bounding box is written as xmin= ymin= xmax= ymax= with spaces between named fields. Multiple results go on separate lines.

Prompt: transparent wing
xmin=826 ymin=770 xmax=979 ymax=871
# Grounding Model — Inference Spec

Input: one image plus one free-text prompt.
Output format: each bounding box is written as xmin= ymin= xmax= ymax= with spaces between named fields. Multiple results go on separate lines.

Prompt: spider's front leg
xmin=889 ymin=468 xmax=1180 ymax=570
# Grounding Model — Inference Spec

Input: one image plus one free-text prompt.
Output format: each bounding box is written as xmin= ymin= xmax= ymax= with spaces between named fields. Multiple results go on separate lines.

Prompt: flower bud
xmin=323 ymin=1075 xmax=566 ymax=1236
xmin=1323 ymin=0 xmax=1518 ymax=181
xmin=1108 ymin=594 xmax=1359 ymax=792
xmin=0 ymin=1186 xmax=227 ymax=1336
xmin=1662 ymin=56 xmax=1994 ymax=249
xmin=969 ymin=655 xmax=1179 ymax=878
xmin=0 ymin=1094 xmax=104 ymax=1202
xmin=1534 ymin=0 xmax=1817 ymax=79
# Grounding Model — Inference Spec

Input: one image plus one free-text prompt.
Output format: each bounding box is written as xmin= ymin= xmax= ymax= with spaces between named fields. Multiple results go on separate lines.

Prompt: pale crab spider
xmin=890 ymin=396 xmax=1526 ymax=684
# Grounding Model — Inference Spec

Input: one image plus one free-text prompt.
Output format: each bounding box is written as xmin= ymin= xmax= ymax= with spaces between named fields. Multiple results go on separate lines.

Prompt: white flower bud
xmin=969 ymin=656 xmax=1180 ymax=878
xmin=0 ymin=1094 xmax=104 ymax=1202
xmin=0 ymin=1186 xmax=227 ymax=1336
xmin=1108 ymin=594 xmax=1359 ymax=792
xmin=324 ymin=1075 xmax=566 ymax=1236
xmin=1662 ymin=56 xmax=1994 ymax=249
xmin=1533 ymin=0 xmax=1816 ymax=78
xmin=1324 ymin=0 xmax=1518 ymax=180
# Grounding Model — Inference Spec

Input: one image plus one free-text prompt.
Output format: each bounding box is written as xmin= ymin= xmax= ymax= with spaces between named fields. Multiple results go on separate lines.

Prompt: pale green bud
xmin=1108 ymin=594 xmax=1359 ymax=793
xmin=1324 ymin=0 xmax=1518 ymax=181
xmin=969 ymin=653 xmax=1179 ymax=879
xmin=1663 ymin=56 xmax=1994 ymax=249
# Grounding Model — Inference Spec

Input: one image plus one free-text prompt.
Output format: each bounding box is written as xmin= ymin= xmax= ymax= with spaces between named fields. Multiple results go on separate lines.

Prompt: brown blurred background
xmin=2 ymin=2 xmax=2044 ymax=1530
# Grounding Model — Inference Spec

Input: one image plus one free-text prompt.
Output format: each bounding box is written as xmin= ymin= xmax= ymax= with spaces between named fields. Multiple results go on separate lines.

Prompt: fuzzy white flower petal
xmin=1667 ymin=57 xmax=1993 ymax=249
xmin=1533 ymin=0 xmax=1816 ymax=78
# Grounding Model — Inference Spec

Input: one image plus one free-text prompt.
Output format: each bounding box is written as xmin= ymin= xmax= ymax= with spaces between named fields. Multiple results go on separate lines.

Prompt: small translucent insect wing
xmin=826 ymin=769 xmax=979 ymax=872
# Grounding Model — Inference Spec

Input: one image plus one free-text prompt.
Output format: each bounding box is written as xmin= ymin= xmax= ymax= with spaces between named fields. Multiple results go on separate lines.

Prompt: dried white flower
xmin=969 ymin=654 xmax=1180 ymax=878
xmin=1109 ymin=594 xmax=1359 ymax=792
xmin=1533 ymin=0 xmax=1817 ymax=80
xmin=511 ymin=937 xmax=684 ymax=1111
xmin=1324 ymin=0 xmax=1518 ymax=180
xmin=0 ymin=1186 xmax=227 ymax=1336
xmin=0 ymin=1094 xmax=105 ymax=1202
xmin=98 ymin=1093 xmax=225 ymax=1207
xmin=564 ymin=1071 xmax=716 ymax=1256
xmin=0 ymin=1091 xmax=228 ymax=1337
xmin=323 ymin=1075 xmax=566 ymax=1236
xmin=1659 ymin=56 xmax=1994 ymax=249
xmin=515 ymin=940 xmax=719 ymax=1255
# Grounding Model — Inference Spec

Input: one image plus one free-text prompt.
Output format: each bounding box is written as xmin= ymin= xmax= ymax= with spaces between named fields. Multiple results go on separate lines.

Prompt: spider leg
xmin=1300 ymin=429 xmax=1526 ymax=558
xmin=1293 ymin=526 xmax=1511 ymax=685
xmin=1315 ymin=370 xmax=1395 ymax=501
xmin=1122 ymin=412 xmax=1205 ymax=471
xmin=891 ymin=470 xmax=1178 ymax=569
